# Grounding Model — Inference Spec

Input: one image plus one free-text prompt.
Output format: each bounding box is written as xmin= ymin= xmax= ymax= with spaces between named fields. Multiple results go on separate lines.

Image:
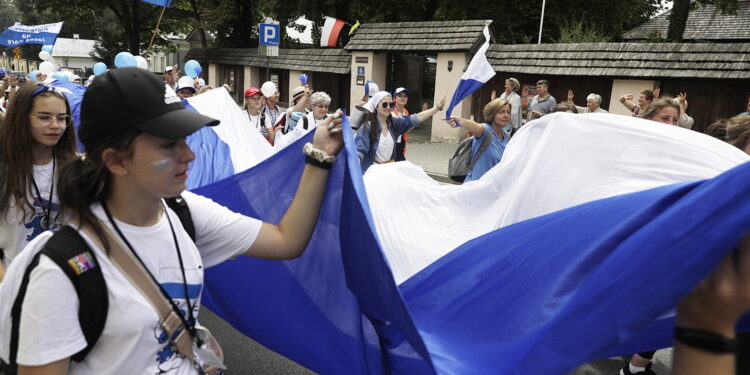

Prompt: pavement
xmin=201 ymin=131 xmax=675 ymax=374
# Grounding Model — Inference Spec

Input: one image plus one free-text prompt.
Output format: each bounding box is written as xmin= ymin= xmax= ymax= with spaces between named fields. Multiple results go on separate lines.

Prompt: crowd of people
xmin=0 ymin=63 xmax=748 ymax=374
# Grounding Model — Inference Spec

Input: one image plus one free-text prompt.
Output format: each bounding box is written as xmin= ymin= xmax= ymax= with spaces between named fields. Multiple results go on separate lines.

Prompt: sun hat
xmin=78 ymin=67 xmax=219 ymax=146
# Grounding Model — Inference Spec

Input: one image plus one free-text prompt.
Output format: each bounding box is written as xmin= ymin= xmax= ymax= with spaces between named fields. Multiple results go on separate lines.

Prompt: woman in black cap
xmin=0 ymin=83 xmax=77 ymax=278
xmin=6 ymin=67 xmax=343 ymax=374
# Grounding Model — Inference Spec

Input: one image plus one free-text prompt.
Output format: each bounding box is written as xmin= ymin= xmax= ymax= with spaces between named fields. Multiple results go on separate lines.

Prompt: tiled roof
xmin=487 ymin=42 xmax=750 ymax=80
xmin=623 ymin=0 xmax=750 ymax=41
xmin=344 ymin=20 xmax=493 ymax=53
xmin=51 ymin=38 xmax=96 ymax=58
xmin=184 ymin=48 xmax=350 ymax=74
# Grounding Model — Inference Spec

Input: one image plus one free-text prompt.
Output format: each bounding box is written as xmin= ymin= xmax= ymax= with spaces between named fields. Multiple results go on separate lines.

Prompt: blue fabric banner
xmin=195 ymin=115 xmax=750 ymax=374
xmin=0 ymin=22 xmax=62 ymax=47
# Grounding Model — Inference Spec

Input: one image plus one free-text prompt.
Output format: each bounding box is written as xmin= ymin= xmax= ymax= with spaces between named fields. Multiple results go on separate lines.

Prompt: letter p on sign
xmin=259 ymin=24 xmax=280 ymax=46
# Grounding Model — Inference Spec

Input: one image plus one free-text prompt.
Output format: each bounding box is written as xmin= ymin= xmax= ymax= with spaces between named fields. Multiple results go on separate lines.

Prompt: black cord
xmin=30 ymin=155 xmax=55 ymax=229
xmin=101 ymin=201 xmax=197 ymax=339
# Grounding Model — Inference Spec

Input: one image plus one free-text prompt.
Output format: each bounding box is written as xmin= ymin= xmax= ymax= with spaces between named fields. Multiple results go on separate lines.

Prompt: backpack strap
xmin=165 ymin=195 xmax=195 ymax=242
xmin=468 ymin=127 xmax=495 ymax=172
xmin=9 ymin=226 xmax=108 ymax=367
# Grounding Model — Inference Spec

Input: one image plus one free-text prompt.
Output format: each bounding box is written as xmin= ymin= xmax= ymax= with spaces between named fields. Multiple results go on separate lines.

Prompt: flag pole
xmin=537 ymin=0 xmax=546 ymax=44
xmin=145 ymin=6 xmax=167 ymax=57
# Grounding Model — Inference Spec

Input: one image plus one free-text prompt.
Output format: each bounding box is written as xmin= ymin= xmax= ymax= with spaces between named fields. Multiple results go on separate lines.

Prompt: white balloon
xmin=39 ymin=61 xmax=55 ymax=74
xmin=134 ymin=55 xmax=148 ymax=70
xmin=64 ymin=71 xmax=75 ymax=80
xmin=261 ymin=81 xmax=277 ymax=97
xmin=39 ymin=51 xmax=51 ymax=61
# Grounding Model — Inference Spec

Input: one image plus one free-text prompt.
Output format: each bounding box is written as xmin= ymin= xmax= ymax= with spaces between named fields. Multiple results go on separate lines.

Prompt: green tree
xmin=667 ymin=0 xmax=739 ymax=41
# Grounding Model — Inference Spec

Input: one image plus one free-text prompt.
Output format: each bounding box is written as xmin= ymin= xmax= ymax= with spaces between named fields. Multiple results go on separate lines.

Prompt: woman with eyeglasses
xmin=355 ymin=91 xmax=446 ymax=173
xmin=445 ymin=98 xmax=514 ymax=182
xmin=0 ymin=84 xmax=77 ymax=277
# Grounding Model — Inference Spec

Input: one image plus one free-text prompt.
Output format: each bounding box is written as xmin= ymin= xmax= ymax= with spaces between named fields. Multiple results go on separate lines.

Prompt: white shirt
xmin=1 ymin=159 xmax=60 ymax=266
xmin=375 ymin=131 xmax=395 ymax=163
xmin=9 ymin=191 xmax=262 ymax=374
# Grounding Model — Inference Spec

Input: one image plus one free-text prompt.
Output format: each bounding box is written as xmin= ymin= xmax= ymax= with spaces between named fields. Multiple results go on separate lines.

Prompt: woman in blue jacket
xmin=355 ymin=91 xmax=445 ymax=173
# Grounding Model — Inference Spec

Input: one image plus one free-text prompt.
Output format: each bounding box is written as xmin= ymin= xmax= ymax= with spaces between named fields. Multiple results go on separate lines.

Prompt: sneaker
xmin=619 ymin=362 xmax=656 ymax=375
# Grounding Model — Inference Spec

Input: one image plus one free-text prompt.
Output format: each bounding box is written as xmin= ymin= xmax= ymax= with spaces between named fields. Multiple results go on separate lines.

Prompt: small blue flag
xmin=140 ymin=0 xmax=172 ymax=7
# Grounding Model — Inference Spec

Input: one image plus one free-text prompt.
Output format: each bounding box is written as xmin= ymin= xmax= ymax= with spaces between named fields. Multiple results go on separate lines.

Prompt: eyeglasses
xmin=30 ymin=114 xmax=72 ymax=127
xmin=381 ymin=102 xmax=395 ymax=109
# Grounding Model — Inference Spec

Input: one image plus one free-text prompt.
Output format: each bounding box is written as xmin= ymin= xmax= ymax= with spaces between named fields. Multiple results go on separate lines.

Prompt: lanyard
xmin=102 ymin=201 xmax=198 ymax=338
xmin=30 ymin=157 xmax=55 ymax=230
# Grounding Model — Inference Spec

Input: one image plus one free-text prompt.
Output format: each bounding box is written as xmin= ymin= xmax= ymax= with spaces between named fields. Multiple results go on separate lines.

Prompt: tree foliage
xmin=1 ymin=0 xmax=678 ymax=62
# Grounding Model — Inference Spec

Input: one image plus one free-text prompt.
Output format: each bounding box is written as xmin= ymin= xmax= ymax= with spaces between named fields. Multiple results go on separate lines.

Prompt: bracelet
xmin=674 ymin=326 xmax=737 ymax=353
xmin=305 ymin=155 xmax=333 ymax=169
xmin=303 ymin=143 xmax=336 ymax=168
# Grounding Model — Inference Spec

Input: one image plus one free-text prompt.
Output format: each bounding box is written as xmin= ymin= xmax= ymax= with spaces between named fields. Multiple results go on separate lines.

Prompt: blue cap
xmin=394 ymin=87 xmax=409 ymax=97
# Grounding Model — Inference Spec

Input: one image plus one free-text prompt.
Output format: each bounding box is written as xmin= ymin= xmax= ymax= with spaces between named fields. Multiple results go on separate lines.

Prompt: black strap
xmin=468 ymin=127 xmax=495 ymax=171
xmin=9 ymin=226 xmax=108 ymax=368
xmin=165 ymin=195 xmax=195 ymax=242
xmin=6 ymin=196 xmax=195 ymax=369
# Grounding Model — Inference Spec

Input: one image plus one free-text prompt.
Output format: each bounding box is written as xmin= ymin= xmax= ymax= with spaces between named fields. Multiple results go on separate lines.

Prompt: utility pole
xmin=538 ymin=0 xmax=546 ymax=44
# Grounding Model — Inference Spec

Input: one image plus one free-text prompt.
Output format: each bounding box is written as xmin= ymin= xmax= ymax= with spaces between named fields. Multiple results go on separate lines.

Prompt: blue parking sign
xmin=259 ymin=23 xmax=280 ymax=46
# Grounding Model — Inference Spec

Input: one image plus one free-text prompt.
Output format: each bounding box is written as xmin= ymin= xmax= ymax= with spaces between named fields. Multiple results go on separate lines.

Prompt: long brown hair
xmin=0 ymin=84 xmax=77 ymax=222
xmin=57 ymin=128 xmax=142 ymax=250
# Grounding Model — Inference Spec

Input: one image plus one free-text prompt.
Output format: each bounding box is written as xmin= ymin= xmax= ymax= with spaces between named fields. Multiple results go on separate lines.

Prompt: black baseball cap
xmin=78 ymin=67 xmax=219 ymax=146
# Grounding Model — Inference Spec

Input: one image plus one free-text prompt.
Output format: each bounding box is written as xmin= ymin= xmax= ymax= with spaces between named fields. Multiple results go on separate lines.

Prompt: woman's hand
xmin=436 ymin=91 xmax=448 ymax=111
xmin=676 ymin=234 xmax=750 ymax=336
xmin=445 ymin=116 xmax=463 ymax=128
xmin=312 ymin=109 xmax=344 ymax=156
xmin=567 ymin=89 xmax=575 ymax=101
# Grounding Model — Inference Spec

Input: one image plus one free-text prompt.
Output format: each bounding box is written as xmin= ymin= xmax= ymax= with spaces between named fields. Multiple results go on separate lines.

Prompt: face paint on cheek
xmin=152 ymin=159 xmax=174 ymax=171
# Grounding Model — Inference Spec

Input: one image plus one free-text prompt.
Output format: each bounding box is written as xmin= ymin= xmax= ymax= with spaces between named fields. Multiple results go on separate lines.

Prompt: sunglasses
xmin=381 ymin=102 xmax=395 ymax=109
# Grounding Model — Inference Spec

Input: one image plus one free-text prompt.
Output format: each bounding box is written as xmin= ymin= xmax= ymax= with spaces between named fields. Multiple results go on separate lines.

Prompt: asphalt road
xmin=201 ymin=305 xmax=674 ymax=374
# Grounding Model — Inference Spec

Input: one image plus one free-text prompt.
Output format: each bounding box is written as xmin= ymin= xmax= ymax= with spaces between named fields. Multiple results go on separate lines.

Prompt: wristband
xmin=305 ymin=155 xmax=333 ymax=169
xmin=674 ymin=326 xmax=737 ymax=353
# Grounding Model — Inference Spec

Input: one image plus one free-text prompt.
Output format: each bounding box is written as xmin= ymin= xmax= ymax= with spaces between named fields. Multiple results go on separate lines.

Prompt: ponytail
xmin=57 ymin=128 xmax=142 ymax=250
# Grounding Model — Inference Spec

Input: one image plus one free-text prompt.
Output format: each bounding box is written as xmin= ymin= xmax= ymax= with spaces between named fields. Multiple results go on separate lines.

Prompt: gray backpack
xmin=448 ymin=132 xmax=493 ymax=183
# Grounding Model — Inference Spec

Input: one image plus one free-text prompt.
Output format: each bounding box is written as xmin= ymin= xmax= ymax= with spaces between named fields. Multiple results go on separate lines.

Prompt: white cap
xmin=176 ymin=76 xmax=196 ymax=93
xmin=260 ymin=81 xmax=277 ymax=97
xmin=197 ymin=78 xmax=205 ymax=88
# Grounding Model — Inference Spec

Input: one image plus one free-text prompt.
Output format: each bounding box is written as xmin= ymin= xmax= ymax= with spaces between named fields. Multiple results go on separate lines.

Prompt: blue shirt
xmin=464 ymin=123 xmax=512 ymax=182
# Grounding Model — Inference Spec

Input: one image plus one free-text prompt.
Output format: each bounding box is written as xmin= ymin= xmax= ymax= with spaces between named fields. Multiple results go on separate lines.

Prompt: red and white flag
xmin=320 ymin=17 xmax=345 ymax=47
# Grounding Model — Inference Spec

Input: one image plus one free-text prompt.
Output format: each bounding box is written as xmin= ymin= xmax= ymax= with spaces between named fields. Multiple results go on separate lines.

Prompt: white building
xmin=51 ymin=37 xmax=97 ymax=74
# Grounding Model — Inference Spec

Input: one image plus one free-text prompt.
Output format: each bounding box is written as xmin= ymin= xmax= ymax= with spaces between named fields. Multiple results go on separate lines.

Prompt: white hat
xmin=393 ymin=87 xmax=409 ymax=96
xmin=260 ymin=81 xmax=277 ymax=97
xmin=359 ymin=91 xmax=391 ymax=113
xmin=197 ymin=78 xmax=205 ymax=88
xmin=176 ymin=76 xmax=196 ymax=93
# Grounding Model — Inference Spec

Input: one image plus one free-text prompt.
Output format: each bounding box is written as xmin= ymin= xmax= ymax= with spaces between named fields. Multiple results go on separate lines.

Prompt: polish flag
xmin=320 ymin=17 xmax=345 ymax=47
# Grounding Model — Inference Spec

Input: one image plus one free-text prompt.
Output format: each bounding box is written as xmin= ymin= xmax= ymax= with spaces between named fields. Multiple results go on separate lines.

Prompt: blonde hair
xmin=483 ymin=98 xmax=511 ymax=123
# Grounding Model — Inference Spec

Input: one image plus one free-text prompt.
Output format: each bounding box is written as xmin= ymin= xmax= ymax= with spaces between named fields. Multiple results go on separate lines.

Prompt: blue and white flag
xmin=54 ymin=85 xmax=750 ymax=374
xmin=444 ymin=25 xmax=495 ymax=119
xmin=140 ymin=0 xmax=172 ymax=7
xmin=0 ymin=22 xmax=63 ymax=47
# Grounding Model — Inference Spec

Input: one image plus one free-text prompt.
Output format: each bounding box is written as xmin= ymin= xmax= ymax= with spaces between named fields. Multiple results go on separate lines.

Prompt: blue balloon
xmin=28 ymin=70 xmax=40 ymax=81
xmin=52 ymin=72 xmax=68 ymax=82
xmin=114 ymin=52 xmax=137 ymax=68
xmin=41 ymin=45 xmax=53 ymax=53
xmin=184 ymin=59 xmax=202 ymax=78
xmin=93 ymin=62 xmax=107 ymax=76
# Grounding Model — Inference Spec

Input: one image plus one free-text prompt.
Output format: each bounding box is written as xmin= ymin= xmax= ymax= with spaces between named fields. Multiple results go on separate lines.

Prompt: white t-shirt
xmin=1 ymin=159 xmax=60 ymax=265
xmin=14 ymin=191 xmax=262 ymax=374
xmin=375 ymin=131 xmax=395 ymax=163
xmin=248 ymin=112 xmax=266 ymax=137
